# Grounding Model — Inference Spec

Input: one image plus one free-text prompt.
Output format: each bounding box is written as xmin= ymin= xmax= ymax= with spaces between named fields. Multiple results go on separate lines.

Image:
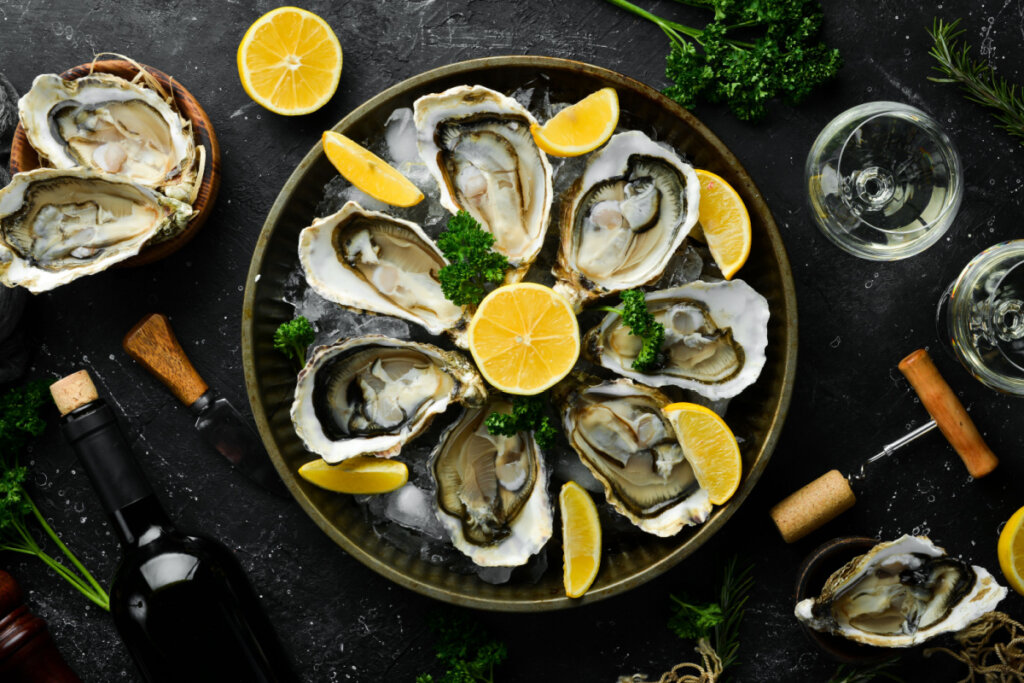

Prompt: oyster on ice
xmin=553 ymin=131 xmax=700 ymax=311
xmin=414 ymin=85 xmax=553 ymax=279
xmin=795 ymin=535 xmax=1007 ymax=648
xmin=0 ymin=168 xmax=192 ymax=292
xmin=19 ymin=73 xmax=200 ymax=203
xmin=430 ymin=399 xmax=552 ymax=567
xmin=291 ymin=336 xmax=486 ymax=463
xmin=298 ymin=201 xmax=469 ymax=346
xmin=556 ymin=376 xmax=711 ymax=536
xmin=583 ymin=280 xmax=769 ymax=400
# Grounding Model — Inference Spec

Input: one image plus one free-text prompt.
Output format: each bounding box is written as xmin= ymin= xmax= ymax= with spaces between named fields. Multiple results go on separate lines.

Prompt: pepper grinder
xmin=0 ymin=570 xmax=82 ymax=682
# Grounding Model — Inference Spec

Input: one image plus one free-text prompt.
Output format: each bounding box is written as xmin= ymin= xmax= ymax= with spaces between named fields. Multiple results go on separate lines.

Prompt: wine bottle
xmin=50 ymin=370 xmax=297 ymax=683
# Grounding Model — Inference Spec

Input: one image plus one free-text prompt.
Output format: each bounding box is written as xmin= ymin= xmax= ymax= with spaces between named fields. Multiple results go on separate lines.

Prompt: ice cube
xmin=384 ymin=484 xmax=445 ymax=540
xmin=384 ymin=108 xmax=420 ymax=164
xmin=474 ymin=565 xmax=515 ymax=585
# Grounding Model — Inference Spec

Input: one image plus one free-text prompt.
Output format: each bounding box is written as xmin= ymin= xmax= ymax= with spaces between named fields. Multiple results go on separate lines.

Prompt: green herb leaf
xmin=273 ymin=316 xmax=316 ymax=369
xmin=598 ymin=289 xmax=665 ymax=372
xmin=420 ymin=612 xmax=507 ymax=683
xmin=436 ymin=211 xmax=510 ymax=307
xmin=668 ymin=596 xmax=725 ymax=640
xmin=485 ymin=395 xmax=558 ymax=449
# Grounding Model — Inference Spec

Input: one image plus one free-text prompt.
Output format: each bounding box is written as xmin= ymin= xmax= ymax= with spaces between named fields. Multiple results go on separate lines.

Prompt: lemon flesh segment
xmin=662 ymin=402 xmax=742 ymax=506
xmin=297 ymin=456 xmax=408 ymax=494
xmin=694 ymin=169 xmax=751 ymax=280
xmin=531 ymin=88 xmax=619 ymax=157
xmin=237 ymin=6 xmax=343 ymax=116
xmin=467 ymin=283 xmax=580 ymax=395
xmin=560 ymin=481 xmax=601 ymax=598
xmin=322 ymin=131 xmax=424 ymax=207
xmin=998 ymin=504 xmax=1024 ymax=596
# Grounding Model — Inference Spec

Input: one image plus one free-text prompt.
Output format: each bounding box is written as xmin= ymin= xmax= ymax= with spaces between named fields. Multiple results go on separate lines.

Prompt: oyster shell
xmin=291 ymin=336 xmax=486 ymax=463
xmin=0 ymin=168 xmax=192 ymax=292
xmin=553 ymin=131 xmax=700 ymax=311
xmin=414 ymin=85 xmax=553 ymax=279
xmin=583 ymin=280 xmax=769 ymax=400
xmin=555 ymin=376 xmax=711 ymax=536
xmin=795 ymin=535 xmax=1007 ymax=648
xmin=430 ymin=399 xmax=552 ymax=567
xmin=19 ymin=73 xmax=199 ymax=203
xmin=298 ymin=201 xmax=469 ymax=346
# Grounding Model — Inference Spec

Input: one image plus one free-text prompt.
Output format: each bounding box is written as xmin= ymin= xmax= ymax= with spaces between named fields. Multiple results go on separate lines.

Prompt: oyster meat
xmin=0 ymin=168 xmax=192 ymax=292
xmin=414 ymin=85 xmax=553 ymax=278
xmin=795 ymin=535 xmax=1007 ymax=648
xmin=583 ymin=280 xmax=769 ymax=400
xmin=291 ymin=336 xmax=486 ymax=463
xmin=19 ymin=73 xmax=199 ymax=203
xmin=553 ymin=130 xmax=700 ymax=311
xmin=556 ymin=376 xmax=711 ymax=536
xmin=430 ymin=399 xmax=552 ymax=567
xmin=298 ymin=201 xmax=469 ymax=346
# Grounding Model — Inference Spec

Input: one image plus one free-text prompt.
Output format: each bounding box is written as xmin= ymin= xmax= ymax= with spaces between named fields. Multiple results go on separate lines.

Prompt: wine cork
xmin=769 ymin=469 xmax=856 ymax=543
xmin=49 ymin=370 xmax=98 ymax=417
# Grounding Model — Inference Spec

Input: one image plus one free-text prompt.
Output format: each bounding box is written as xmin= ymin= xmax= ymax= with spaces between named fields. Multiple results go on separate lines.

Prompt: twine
xmin=924 ymin=612 xmax=1024 ymax=682
xmin=618 ymin=638 xmax=724 ymax=683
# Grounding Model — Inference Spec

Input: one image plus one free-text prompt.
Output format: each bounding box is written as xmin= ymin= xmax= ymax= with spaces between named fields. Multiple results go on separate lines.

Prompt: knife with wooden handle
xmin=123 ymin=313 xmax=289 ymax=498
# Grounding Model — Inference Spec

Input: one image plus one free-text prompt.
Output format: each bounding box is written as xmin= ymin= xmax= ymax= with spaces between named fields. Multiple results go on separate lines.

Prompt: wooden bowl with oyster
xmin=4 ymin=57 xmax=220 ymax=291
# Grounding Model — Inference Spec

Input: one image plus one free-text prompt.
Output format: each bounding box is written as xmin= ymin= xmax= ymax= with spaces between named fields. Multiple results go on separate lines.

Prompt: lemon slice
xmin=297 ymin=456 xmax=408 ymax=494
xmin=467 ymin=283 xmax=580 ymax=395
xmin=531 ymin=88 xmax=619 ymax=157
xmin=998 ymin=504 xmax=1024 ymax=596
xmin=237 ymin=7 xmax=343 ymax=116
xmin=694 ymin=170 xmax=751 ymax=280
xmin=322 ymin=131 xmax=424 ymax=207
xmin=662 ymin=402 xmax=742 ymax=505
xmin=560 ymin=481 xmax=601 ymax=598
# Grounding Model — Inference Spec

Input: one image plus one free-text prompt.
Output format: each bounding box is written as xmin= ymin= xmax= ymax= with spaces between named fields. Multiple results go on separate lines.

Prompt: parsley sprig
xmin=928 ymin=18 xmax=1024 ymax=145
xmin=436 ymin=212 xmax=510 ymax=307
xmin=484 ymin=395 xmax=558 ymax=449
xmin=0 ymin=381 xmax=110 ymax=610
xmin=604 ymin=0 xmax=842 ymax=121
xmin=598 ymin=289 xmax=665 ymax=372
xmin=273 ymin=315 xmax=315 ymax=369
xmin=416 ymin=612 xmax=507 ymax=683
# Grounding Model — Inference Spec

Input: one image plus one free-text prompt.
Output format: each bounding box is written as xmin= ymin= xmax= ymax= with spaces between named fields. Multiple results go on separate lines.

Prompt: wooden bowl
xmin=242 ymin=56 xmax=798 ymax=610
xmin=8 ymin=59 xmax=220 ymax=267
xmin=794 ymin=536 xmax=895 ymax=663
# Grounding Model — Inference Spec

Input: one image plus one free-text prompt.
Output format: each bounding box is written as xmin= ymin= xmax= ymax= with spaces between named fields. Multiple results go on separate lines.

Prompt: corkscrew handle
xmin=898 ymin=349 xmax=999 ymax=478
xmin=0 ymin=571 xmax=83 ymax=682
xmin=123 ymin=313 xmax=209 ymax=407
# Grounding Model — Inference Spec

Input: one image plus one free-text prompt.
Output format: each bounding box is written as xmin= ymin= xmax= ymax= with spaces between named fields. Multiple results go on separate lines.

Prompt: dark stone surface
xmin=2 ymin=1 xmax=1023 ymax=681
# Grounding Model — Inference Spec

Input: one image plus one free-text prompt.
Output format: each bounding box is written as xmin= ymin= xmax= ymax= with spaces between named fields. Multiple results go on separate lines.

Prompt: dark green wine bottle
xmin=51 ymin=371 xmax=297 ymax=683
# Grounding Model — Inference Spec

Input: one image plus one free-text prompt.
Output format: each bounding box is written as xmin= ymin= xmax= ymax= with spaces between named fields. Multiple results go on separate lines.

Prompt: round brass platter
xmin=241 ymin=56 xmax=797 ymax=611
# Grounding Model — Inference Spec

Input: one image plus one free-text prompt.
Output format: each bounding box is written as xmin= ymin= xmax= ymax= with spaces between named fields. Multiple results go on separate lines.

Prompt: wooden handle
xmin=898 ymin=349 xmax=998 ymax=478
xmin=769 ymin=469 xmax=857 ymax=543
xmin=0 ymin=571 xmax=83 ymax=682
xmin=123 ymin=313 xmax=208 ymax=407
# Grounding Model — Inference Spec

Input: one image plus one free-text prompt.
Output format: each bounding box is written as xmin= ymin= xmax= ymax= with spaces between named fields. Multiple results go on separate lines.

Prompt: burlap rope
xmin=924 ymin=612 xmax=1024 ymax=682
xmin=617 ymin=638 xmax=724 ymax=683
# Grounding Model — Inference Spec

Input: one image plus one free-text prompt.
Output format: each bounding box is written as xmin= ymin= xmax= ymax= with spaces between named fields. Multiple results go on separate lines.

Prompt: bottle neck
xmin=59 ymin=399 xmax=174 ymax=547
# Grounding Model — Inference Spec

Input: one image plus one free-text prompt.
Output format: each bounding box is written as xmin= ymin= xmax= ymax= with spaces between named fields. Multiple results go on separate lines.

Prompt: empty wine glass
xmin=943 ymin=240 xmax=1024 ymax=395
xmin=806 ymin=102 xmax=963 ymax=261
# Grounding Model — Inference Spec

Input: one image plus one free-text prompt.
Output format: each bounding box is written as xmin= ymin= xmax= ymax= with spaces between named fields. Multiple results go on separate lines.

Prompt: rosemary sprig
xmin=828 ymin=658 xmax=905 ymax=683
xmin=927 ymin=18 xmax=1024 ymax=144
xmin=712 ymin=557 xmax=753 ymax=672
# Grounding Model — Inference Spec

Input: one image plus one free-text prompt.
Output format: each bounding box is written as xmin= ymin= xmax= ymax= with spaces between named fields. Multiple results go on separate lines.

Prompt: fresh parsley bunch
xmin=416 ymin=612 xmax=508 ymax=683
xmin=273 ymin=315 xmax=316 ymax=369
xmin=598 ymin=289 xmax=665 ymax=372
xmin=436 ymin=211 xmax=510 ymax=307
xmin=484 ymin=395 xmax=558 ymax=449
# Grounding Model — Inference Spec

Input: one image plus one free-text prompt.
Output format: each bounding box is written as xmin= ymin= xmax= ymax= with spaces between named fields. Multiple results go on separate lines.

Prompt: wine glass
xmin=805 ymin=102 xmax=963 ymax=261
xmin=943 ymin=240 xmax=1024 ymax=395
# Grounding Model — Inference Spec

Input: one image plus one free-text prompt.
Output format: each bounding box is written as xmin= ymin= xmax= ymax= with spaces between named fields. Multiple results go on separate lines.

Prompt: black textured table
xmin=3 ymin=1 xmax=1023 ymax=681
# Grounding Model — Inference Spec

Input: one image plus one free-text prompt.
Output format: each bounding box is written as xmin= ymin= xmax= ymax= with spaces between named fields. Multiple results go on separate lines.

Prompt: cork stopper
xmin=769 ymin=469 xmax=856 ymax=543
xmin=50 ymin=370 xmax=99 ymax=416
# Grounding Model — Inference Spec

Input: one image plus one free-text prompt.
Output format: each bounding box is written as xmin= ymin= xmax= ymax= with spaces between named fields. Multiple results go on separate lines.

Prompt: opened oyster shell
xmin=583 ymin=280 xmax=769 ymax=400
xmin=555 ymin=376 xmax=711 ymax=536
xmin=298 ymin=201 xmax=469 ymax=346
xmin=414 ymin=85 xmax=553 ymax=279
xmin=553 ymin=130 xmax=700 ymax=311
xmin=0 ymin=168 xmax=192 ymax=292
xmin=19 ymin=72 xmax=199 ymax=203
xmin=430 ymin=398 xmax=552 ymax=567
xmin=795 ymin=535 xmax=1007 ymax=648
xmin=291 ymin=336 xmax=486 ymax=463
